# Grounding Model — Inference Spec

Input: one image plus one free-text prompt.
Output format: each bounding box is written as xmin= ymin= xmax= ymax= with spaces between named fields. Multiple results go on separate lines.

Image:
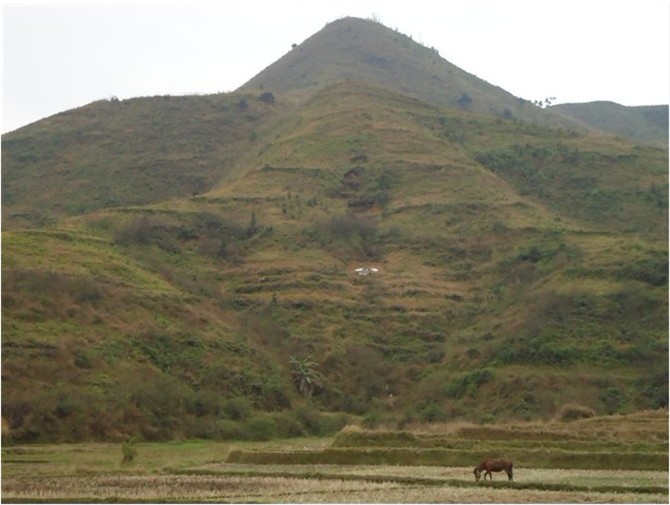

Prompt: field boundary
xmin=226 ymin=447 xmax=668 ymax=471
xmin=175 ymin=468 xmax=669 ymax=495
xmin=332 ymin=431 xmax=668 ymax=452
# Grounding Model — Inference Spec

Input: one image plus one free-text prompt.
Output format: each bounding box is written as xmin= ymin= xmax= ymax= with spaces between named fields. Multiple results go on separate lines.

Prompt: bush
xmin=497 ymin=334 xmax=580 ymax=366
xmin=600 ymin=387 xmax=625 ymax=415
xmin=114 ymin=216 xmax=154 ymax=245
xmin=121 ymin=437 xmax=137 ymax=464
xmin=185 ymin=390 xmax=223 ymax=418
xmin=222 ymin=398 xmax=253 ymax=421
xmin=635 ymin=371 xmax=668 ymax=409
xmin=446 ymin=369 xmax=494 ymax=399
xmin=558 ymin=402 xmax=596 ymax=421
xmin=271 ymin=411 xmax=305 ymax=438
xmin=312 ymin=213 xmax=381 ymax=260
xmin=420 ymin=402 xmax=447 ymax=422
xmin=217 ymin=420 xmax=243 ymax=440
xmin=318 ymin=412 xmax=351 ymax=435
xmin=258 ymin=92 xmax=275 ymax=104
xmin=4 ymin=269 xmax=102 ymax=307
xmin=244 ymin=414 xmax=278 ymax=441
xmin=294 ymin=405 xmax=324 ymax=435
xmin=361 ymin=410 xmax=382 ymax=429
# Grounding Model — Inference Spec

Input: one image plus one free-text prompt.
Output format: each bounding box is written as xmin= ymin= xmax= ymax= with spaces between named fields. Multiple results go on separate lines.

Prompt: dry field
xmin=2 ymin=413 xmax=668 ymax=503
xmin=2 ymin=447 xmax=667 ymax=503
xmin=2 ymin=470 xmax=667 ymax=503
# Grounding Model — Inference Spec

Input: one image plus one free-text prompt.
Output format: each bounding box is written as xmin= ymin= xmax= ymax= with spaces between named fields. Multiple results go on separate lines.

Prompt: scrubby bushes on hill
xmin=312 ymin=212 xmax=382 ymax=260
xmin=2 ymin=376 xmax=349 ymax=443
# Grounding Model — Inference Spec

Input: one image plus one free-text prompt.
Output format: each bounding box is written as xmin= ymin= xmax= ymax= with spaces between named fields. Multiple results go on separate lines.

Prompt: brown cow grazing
xmin=474 ymin=458 xmax=513 ymax=481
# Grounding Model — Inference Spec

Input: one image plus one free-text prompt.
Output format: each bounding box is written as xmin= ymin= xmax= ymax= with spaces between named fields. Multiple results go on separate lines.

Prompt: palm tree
xmin=289 ymin=355 xmax=324 ymax=397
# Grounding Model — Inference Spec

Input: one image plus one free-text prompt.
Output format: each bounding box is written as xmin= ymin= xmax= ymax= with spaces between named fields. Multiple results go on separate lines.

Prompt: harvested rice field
xmin=2 ymin=411 xmax=667 ymax=503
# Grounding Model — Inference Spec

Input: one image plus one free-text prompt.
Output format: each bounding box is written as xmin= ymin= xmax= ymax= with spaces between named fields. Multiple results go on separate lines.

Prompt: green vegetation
xmin=1 ymin=93 xmax=280 ymax=228
xmin=241 ymin=17 xmax=589 ymax=131
xmin=552 ymin=102 xmax=669 ymax=148
xmin=230 ymin=411 xmax=669 ymax=471
xmin=289 ymin=355 xmax=325 ymax=397
xmin=121 ymin=437 xmax=138 ymax=464
xmin=1 ymin=17 xmax=667 ymax=444
xmin=226 ymin=446 xmax=667 ymax=470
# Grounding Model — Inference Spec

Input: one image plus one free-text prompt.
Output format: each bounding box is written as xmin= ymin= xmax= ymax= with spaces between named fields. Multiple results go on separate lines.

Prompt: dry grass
xmin=2 ymin=437 xmax=667 ymax=503
xmin=194 ymin=463 xmax=668 ymax=488
xmin=1 ymin=474 xmax=403 ymax=502
xmin=396 ymin=410 xmax=669 ymax=442
xmin=2 ymin=473 xmax=666 ymax=503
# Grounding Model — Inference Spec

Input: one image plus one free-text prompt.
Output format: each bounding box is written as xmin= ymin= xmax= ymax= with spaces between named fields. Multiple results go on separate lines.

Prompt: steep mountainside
xmin=1 ymin=93 xmax=283 ymax=228
xmin=552 ymin=101 xmax=669 ymax=148
xmin=1 ymin=18 xmax=667 ymax=444
xmin=240 ymin=17 xmax=587 ymax=131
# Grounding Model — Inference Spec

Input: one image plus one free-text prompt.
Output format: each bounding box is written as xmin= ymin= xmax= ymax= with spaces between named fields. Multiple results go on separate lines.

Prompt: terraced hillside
xmin=1 ymin=18 xmax=667 ymax=443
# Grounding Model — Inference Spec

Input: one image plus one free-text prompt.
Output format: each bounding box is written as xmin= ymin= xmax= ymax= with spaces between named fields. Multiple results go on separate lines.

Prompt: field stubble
xmin=2 ymin=471 xmax=667 ymax=503
xmin=2 ymin=414 xmax=668 ymax=503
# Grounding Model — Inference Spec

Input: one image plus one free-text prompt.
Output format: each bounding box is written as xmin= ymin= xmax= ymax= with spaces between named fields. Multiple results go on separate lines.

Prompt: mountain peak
xmin=238 ymin=16 xmax=581 ymax=129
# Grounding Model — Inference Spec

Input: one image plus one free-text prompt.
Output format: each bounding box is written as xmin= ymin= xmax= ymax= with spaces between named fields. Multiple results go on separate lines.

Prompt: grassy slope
xmin=239 ymin=17 xmax=588 ymax=132
xmin=2 ymin=82 xmax=667 ymax=442
xmin=1 ymin=92 xmax=282 ymax=228
xmin=552 ymin=102 xmax=669 ymax=148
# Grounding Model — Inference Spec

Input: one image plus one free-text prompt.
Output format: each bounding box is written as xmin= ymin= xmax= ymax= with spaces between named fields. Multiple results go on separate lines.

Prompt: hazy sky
xmin=2 ymin=0 xmax=669 ymax=133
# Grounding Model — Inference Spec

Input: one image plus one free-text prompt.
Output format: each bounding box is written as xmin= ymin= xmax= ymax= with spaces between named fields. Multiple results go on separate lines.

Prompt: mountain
xmin=1 ymin=93 xmax=282 ymax=228
xmin=2 ymin=17 xmax=667 ymax=443
xmin=552 ymin=101 xmax=669 ymax=148
xmin=240 ymin=17 xmax=586 ymax=131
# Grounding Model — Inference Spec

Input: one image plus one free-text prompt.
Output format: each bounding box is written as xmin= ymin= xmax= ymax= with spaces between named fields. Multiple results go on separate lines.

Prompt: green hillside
xmin=1 ymin=92 xmax=282 ymax=228
xmin=1 ymin=19 xmax=667 ymax=444
xmin=552 ymin=101 xmax=669 ymax=148
xmin=240 ymin=17 xmax=588 ymax=131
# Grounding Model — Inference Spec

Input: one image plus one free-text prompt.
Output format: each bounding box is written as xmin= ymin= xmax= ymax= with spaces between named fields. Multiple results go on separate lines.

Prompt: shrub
xmin=4 ymin=270 xmax=102 ymax=307
xmin=312 ymin=213 xmax=381 ymax=260
xmin=217 ymin=420 xmax=243 ymax=440
xmin=600 ymin=387 xmax=625 ymax=415
xmin=244 ymin=414 xmax=278 ymax=441
xmin=558 ymin=402 xmax=596 ymax=421
xmin=258 ymin=92 xmax=275 ymax=104
xmin=121 ymin=437 xmax=137 ymax=464
xmin=497 ymin=334 xmax=580 ymax=366
xmin=634 ymin=371 xmax=669 ymax=409
xmin=73 ymin=351 xmax=93 ymax=369
xmin=446 ymin=369 xmax=494 ymax=399
xmin=361 ymin=410 xmax=381 ymax=429
xmin=318 ymin=412 xmax=351 ymax=435
xmin=294 ymin=405 xmax=323 ymax=435
xmin=185 ymin=390 xmax=224 ymax=418
xmin=271 ymin=411 xmax=305 ymax=438
xmin=456 ymin=92 xmax=473 ymax=110
xmin=420 ymin=402 xmax=447 ymax=422
xmin=222 ymin=398 xmax=253 ymax=421
xmin=114 ymin=216 xmax=153 ymax=245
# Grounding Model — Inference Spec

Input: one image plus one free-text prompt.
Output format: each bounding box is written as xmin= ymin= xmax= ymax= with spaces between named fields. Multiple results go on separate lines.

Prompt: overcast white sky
xmin=2 ymin=0 xmax=669 ymax=133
